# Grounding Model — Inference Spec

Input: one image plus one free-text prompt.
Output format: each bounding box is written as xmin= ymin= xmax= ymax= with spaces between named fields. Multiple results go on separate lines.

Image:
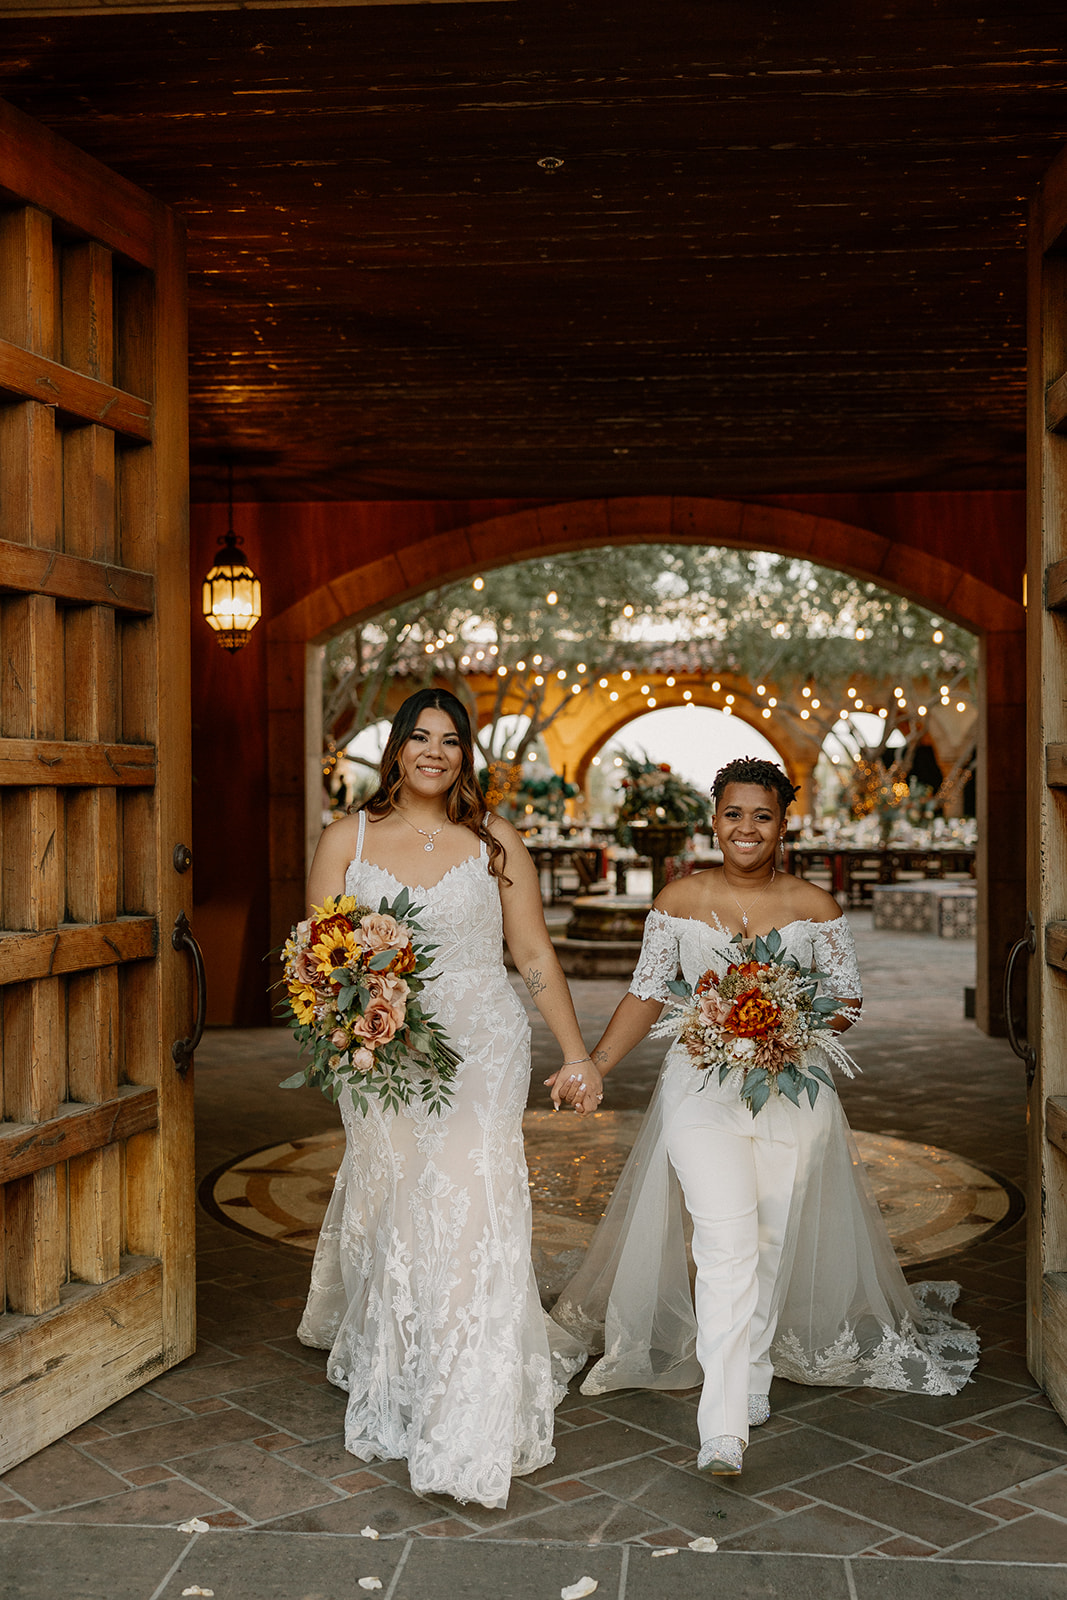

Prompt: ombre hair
xmin=360 ymin=688 xmax=510 ymax=882
xmin=711 ymin=756 xmax=799 ymax=818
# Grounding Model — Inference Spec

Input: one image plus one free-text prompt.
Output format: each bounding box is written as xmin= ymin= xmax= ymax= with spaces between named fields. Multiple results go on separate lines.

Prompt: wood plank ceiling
xmin=1 ymin=1 xmax=1066 ymax=503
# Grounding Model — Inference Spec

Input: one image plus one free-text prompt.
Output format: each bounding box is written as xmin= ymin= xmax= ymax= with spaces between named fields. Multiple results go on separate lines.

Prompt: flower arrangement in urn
xmin=613 ymin=750 xmax=711 ymax=848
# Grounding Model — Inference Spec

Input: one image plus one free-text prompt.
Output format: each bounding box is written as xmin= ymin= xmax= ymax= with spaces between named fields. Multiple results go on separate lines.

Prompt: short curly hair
xmin=711 ymin=756 xmax=799 ymax=817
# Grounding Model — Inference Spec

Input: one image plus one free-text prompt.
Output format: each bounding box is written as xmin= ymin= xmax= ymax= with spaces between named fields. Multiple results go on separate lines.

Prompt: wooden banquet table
xmin=784 ymin=842 xmax=976 ymax=908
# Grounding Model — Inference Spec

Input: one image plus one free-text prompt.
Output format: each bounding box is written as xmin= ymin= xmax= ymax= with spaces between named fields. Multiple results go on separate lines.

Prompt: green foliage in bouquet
xmin=276 ymin=886 xmax=462 ymax=1117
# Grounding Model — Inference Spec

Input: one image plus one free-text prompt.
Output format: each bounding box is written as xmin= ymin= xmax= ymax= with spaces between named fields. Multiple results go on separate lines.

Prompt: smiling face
xmin=713 ymin=782 xmax=786 ymax=874
xmin=397 ymin=706 xmax=464 ymax=802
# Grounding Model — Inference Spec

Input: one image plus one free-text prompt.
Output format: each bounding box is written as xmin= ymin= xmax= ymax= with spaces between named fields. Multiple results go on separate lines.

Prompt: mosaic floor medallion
xmin=201 ymin=1109 xmax=1017 ymax=1284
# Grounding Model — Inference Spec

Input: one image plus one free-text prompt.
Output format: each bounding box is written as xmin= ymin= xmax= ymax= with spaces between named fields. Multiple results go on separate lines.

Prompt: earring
xmin=777 ymin=836 xmax=786 ymax=870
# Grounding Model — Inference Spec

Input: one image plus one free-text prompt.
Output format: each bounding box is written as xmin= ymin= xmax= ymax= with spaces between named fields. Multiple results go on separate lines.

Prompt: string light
xmin=621 ymin=670 xmax=632 ymax=681
xmin=461 ymin=655 xmax=471 ymax=665
xmin=623 ymin=604 xmax=634 ymax=618
xmin=598 ymin=678 xmax=608 ymax=688
xmin=472 ymin=576 xmax=484 ymax=591
xmin=640 ymin=684 xmax=650 ymax=695
xmin=847 ymin=687 xmax=857 ymax=699
xmin=768 ymin=697 xmax=777 ymax=707
xmin=516 ymin=659 xmax=526 ymax=671
xmin=534 ymin=674 xmax=544 ymax=685
xmin=761 ymin=708 xmax=771 ymax=719
xmin=609 ymin=690 xmax=619 ymax=701
xmin=666 ymin=676 xmax=675 ymax=687
xmin=647 ymin=696 xmax=657 ymax=707
xmin=756 ymin=684 xmax=766 ymax=696
xmin=800 ymin=709 xmax=810 ymax=720
xmin=932 ymin=629 xmax=944 ymax=643
xmin=614 ymin=756 xmax=624 ymax=766
xmin=497 ymin=665 xmax=507 ymax=677
xmin=571 ymin=683 xmax=581 ymax=695
xmin=725 ymin=694 xmax=735 ymax=705
xmin=532 ymin=654 xmax=542 ymax=666
xmin=557 ymin=668 xmax=567 ymax=680
xmin=802 ymin=686 xmax=811 ymax=698
xmin=592 ymin=755 xmax=601 ymax=766
xmin=811 ymin=698 xmax=820 ymax=709
xmin=956 ymin=700 xmax=966 ymax=712
xmin=723 ymin=705 xmax=733 ymax=716
xmin=546 ymin=591 xmax=558 ymax=605
xmin=918 ymin=704 xmax=927 ymax=715
xmin=577 ymin=662 xmax=587 ymax=673
xmin=683 ymin=689 xmax=692 ymax=701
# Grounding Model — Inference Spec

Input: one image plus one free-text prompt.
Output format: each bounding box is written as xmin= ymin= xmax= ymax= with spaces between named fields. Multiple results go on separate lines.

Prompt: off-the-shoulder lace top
xmin=629 ymin=909 xmax=862 ymax=1017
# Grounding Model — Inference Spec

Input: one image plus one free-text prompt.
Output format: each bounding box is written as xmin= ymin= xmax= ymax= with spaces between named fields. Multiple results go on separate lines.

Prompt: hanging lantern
xmin=202 ymin=466 xmax=262 ymax=652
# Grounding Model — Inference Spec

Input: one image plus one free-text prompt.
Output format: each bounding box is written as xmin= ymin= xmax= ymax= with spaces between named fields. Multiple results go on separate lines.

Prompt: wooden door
xmin=1027 ymin=143 xmax=1067 ymax=1421
xmin=0 ymin=98 xmax=194 ymax=1469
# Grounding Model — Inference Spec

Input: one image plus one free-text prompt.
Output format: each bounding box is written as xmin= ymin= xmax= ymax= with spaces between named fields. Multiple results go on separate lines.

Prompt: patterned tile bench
xmin=870 ymin=880 xmax=976 ymax=939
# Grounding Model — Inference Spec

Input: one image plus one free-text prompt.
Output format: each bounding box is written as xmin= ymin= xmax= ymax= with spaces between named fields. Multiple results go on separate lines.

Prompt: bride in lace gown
xmin=298 ymin=690 xmax=587 ymax=1508
xmin=549 ymin=757 xmax=978 ymax=1476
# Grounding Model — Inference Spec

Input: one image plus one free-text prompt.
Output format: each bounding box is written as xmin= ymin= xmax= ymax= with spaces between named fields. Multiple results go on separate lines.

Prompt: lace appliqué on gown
xmin=553 ymin=910 xmax=978 ymax=1401
xmin=297 ymin=830 xmax=583 ymax=1508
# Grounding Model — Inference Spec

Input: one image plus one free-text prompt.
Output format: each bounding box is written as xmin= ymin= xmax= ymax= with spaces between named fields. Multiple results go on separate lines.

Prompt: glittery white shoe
xmin=697 ymin=1435 xmax=744 ymax=1475
xmin=748 ymin=1393 xmax=771 ymax=1427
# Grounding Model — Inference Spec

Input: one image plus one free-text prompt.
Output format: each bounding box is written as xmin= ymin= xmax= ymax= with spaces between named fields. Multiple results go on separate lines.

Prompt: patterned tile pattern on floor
xmin=3 ymin=918 xmax=1066 ymax=1593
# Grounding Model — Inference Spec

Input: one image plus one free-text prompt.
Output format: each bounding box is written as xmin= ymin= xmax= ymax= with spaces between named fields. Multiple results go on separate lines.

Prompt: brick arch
xmin=266 ymin=496 xmax=1024 ymax=1036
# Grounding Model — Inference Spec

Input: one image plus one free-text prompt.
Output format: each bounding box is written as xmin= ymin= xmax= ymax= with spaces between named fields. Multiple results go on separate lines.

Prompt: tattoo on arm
xmin=593 ymin=1048 xmax=609 ymax=1064
xmin=524 ymin=966 xmax=547 ymax=997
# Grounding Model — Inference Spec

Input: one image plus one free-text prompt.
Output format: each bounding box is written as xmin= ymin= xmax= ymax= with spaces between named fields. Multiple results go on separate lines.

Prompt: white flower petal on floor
xmin=561 ymin=1580 xmax=598 ymax=1599
xmin=687 ymin=1537 xmax=719 ymax=1553
xmin=360 ymin=1526 xmax=380 ymax=1539
xmin=180 ymin=1589 xmax=214 ymax=1596
xmin=176 ymin=1519 xmax=210 ymax=1534
xmin=651 ymin=1547 xmax=678 ymax=1557
xmin=357 ymin=1580 xmax=383 ymax=1592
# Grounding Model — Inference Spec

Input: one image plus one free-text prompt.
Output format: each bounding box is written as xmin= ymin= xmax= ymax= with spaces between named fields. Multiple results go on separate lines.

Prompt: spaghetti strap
xmin=355 ymin=808 xmax=367 ymax=861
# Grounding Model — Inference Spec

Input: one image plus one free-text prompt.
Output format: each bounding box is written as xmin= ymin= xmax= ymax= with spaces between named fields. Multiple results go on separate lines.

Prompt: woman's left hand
xmin=544 ymin=1059 xmax=604 ymax=1115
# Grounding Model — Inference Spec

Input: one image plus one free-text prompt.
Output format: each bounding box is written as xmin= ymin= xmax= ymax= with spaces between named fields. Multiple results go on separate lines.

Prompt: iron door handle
xmin=172 ymin=910 xmax=206 ymax=1076
xmin=1003 ymin=912 xmax=1036 ymax=1089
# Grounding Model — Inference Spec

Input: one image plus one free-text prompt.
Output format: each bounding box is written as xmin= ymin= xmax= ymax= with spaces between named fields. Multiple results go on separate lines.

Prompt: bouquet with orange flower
xmin=277 ymin=888 xmax=462 ymax=1116
xmin=651 ymin=928 xmax=859 ymax=1116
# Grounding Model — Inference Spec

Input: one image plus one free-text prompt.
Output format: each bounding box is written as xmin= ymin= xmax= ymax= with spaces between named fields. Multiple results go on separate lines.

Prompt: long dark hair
xmin=360 ymin=688 xmax=510 ymax=882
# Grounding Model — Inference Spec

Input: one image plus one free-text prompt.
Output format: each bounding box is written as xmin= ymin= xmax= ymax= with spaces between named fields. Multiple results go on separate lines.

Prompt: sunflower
xmin=288 ymin=982 xmax=318 ymax=1025
xmin=311 ymin=925 xmax=362 ymax=975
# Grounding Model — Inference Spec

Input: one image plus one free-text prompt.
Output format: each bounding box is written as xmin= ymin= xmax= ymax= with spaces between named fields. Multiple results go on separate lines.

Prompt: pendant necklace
xmin=397 ymin=811 xmax=445 ymax=853
xmin=727 ymin=867 xmax=775 ymax=934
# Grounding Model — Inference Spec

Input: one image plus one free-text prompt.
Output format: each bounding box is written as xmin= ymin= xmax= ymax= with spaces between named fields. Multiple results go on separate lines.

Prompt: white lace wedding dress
xmin=551 ymin=911 xmax=978 ymax=1400
xmin=298 ymin=813 xmax=584 ymax=1507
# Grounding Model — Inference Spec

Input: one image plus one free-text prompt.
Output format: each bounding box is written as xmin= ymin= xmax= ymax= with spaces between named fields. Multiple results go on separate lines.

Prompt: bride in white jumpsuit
xmin=548 ymin=758 xmax=978 ymax=1475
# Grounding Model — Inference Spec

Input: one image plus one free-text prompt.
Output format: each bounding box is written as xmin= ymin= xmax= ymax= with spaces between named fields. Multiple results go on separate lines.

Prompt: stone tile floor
xmin=2 ymin=914 xmax=1065 ymax=1598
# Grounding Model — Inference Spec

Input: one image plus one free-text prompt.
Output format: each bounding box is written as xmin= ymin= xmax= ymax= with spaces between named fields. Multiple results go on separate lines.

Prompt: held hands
xmin=544 ymin=1056 xmax=604 ymax=1115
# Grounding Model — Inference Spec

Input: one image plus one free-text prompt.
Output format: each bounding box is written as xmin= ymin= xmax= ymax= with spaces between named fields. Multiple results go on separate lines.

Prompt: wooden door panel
xmin=0 ymin=97 xmax=192 ymax=1471
xmin=1028 ymin=143 xmax=1067 ymax=1419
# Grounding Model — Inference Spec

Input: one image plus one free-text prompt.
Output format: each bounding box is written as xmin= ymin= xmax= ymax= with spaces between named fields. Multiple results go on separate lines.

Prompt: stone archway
xmin=267 ymin=496 xmax=1024 ymax=1033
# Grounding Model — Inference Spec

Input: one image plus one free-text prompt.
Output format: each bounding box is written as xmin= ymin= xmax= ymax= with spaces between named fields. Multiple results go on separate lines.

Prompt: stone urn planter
xmin=632 ymin=822 xmax=691 ymax=898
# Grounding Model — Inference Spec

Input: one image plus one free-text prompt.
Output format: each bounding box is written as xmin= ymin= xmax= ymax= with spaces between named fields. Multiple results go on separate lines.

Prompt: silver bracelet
xmin=561 ymin=1056 xmax=592 ymax=1067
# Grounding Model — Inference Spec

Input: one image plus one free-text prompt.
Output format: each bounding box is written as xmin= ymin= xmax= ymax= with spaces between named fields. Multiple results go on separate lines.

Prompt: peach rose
xmin=352 ymin=999 xmax=403 ymax=1047
xmin=331 ymin=1028 xmax=349 ymax=1049
xmin=363 ymin=968 xmax=408 ymax=1015
xmin=358 ymin=913 xmax=410 ymax=954
xmin=350 ymin=1047 xmax=376 ymax=1074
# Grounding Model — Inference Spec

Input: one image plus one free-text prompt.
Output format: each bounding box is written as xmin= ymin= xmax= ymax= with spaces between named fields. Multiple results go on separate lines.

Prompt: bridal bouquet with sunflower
xmin=651 ymin=928 xmax=859 ymax=1116
xmin=277 ymin=889 xmax=462 ymax=1116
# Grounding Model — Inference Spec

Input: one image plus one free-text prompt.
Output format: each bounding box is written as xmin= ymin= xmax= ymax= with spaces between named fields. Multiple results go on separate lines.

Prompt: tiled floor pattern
xmin=2 ymin=914 xmax=1064 ymax=1597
